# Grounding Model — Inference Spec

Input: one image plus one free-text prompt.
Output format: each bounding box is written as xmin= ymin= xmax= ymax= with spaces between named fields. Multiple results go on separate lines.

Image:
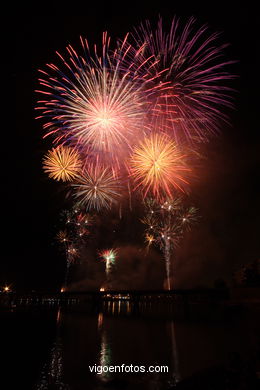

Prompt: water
xmin=1 ymin=300 xmax=260 ymax=389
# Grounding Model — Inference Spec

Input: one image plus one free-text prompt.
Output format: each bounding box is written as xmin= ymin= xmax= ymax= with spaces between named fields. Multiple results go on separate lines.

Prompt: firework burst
xmin=72 ymin=164 xmax=121 ymax=211
xmin=99 ymin=248 xmax=117 ymax=265
xmin=56 ymin=230 xmax=70 ymax=244
xmin=128 ymin=17 xmax=235 ymax=142
xmin=36 ymin=33 xmax=148 ymax=171
xmin=99 ymin=248 xmax=118 ymax=289
xmin=130 ymin=133 xmax=190 ymax=199
xmin=145 ymin=233 xmax=155 ymax=247
xmin=142 ymin=197 xmax=198 ymax=289
xmin=43 ymin=146 xmax=82 ymax=182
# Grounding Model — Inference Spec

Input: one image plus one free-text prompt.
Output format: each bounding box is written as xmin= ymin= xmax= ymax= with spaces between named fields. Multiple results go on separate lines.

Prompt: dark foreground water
xmin=1 ymin=300 xmax=260 ymax=389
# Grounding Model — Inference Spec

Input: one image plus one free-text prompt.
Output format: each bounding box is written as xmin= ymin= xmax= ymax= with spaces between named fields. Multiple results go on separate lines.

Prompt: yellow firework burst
xmin=43 ymin=146 xmax=82 ymax=182
xmin=130 ymin=133 xmax=190 ymax=198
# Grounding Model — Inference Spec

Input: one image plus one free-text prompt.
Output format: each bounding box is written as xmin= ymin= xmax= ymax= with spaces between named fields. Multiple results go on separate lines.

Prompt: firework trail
xmin=57 ymin=208 xmax=93 ymax=290
xmin=43 ymin=146 xmax=82 ymax=182
xmin=142 ymin=197 xmax=198 ymax=289
xmin=99 ymin=248 xmax=118 ymax=289
xmin=35 ymin=337 xmax=70 ymax=390
xmin=35 ymin=309 xmax=69 ymax=389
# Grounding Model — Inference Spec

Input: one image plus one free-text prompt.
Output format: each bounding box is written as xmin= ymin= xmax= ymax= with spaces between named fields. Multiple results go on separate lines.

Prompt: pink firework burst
xmin=121 ymin=17 xmax=235 ymax=143
xmin=35 ymin=33 xmax=148 ymax=172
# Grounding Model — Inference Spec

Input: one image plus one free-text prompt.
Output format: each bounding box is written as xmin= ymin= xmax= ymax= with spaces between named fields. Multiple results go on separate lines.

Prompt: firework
xmin=57 ymin=208 xmax=94 ymax=290
xmin=99 ymin=249 xmax=117 ymax=265
xmin=72 ymin=164 xmax=121 ymax=211
xmin=180 ymin=206 xmax=198 ymax=230
xmin=99 ymin=248 xmax=118 ymax=288
xmin=67 ymin=245 xmax=79 ymax=263
xmin=145 ymin=233 xmax=155 ymax=247
xmin=36 ymin=33 xmax=147 ymax=171
xmin=142 ymin=197 xmax=198 ymax=289
xmin=43 ymin=146 xmax=82 ymax=182
xmin=56 ymin=230 xmax=70 ymax=244
xmin=127 ymin=17 xmax=235 ymax=142
xmin=130 ymin=133 xmax=190 ymax=199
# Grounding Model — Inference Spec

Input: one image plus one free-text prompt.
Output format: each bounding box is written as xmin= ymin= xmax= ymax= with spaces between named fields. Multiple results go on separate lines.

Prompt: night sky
xmin=5 ymin=1 xmax=258 ymax=291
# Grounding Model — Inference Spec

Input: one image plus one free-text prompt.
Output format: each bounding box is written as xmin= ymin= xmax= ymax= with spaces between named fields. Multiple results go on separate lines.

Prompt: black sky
xmin=4 ymin=1 xmax=259 ymax=291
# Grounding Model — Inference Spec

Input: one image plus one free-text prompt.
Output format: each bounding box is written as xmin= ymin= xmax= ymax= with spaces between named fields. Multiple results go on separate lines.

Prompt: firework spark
xmin=57 ymin=208 xmax=94 ymax=290
xmin=43 ymin=146 xmax=82 ymax=182
xmin=67 ymin=245 xmax=79 ymax=263
xmin=56 ymin=230 xmax=70 ymax=244
xmin=72 ymin=164 xmax=121 ymax=211
xmin=130 ymin=133 xmax=190 ymax=198
xmin=145 ymin=233 xmax=155 ymax=246
xmin=99 ymin=248 xmax=118 ymax=289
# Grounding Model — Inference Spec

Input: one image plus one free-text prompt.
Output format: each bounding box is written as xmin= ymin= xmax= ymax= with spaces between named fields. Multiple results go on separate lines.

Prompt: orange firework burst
xmin=42 ymin=146 xmax=82 ymax=182
xmin=145 ymin=233 xmax=155 ymax=246
xmin=130 ymin=133 xmax=190 ymax=198
xmin=56 ymin=230 xmax=70 ymax=243
xmin=72 ymin=164 xmax=121 ymax=211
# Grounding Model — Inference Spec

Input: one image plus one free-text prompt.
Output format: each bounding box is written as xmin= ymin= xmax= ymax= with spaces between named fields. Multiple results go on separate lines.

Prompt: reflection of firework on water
xmin=130 ymin=133 xmax=190 ymax=199
xmin=129 ymin=17 xmax=234 ymax=142
xmin=36 ymin=33 xmax=147 ymax=170
xmin=142 ymin=197 xmax=198 ymax=289
xmin=42 ymin=146 xmax=82 ymax=182
xmin=72 ymin=164 xmax=121 ymax=211
xmin=35 ymin=337 xmax=69 ymax=390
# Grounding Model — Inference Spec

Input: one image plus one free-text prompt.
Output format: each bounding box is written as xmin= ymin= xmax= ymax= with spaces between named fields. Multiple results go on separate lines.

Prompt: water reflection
xmin=35 ymin=309 xmax=70 ymax=390
xmin=97 ymin=312 xmax=113 ymax=382
xmin=32 ymin=299 xmax=260 ymax=389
